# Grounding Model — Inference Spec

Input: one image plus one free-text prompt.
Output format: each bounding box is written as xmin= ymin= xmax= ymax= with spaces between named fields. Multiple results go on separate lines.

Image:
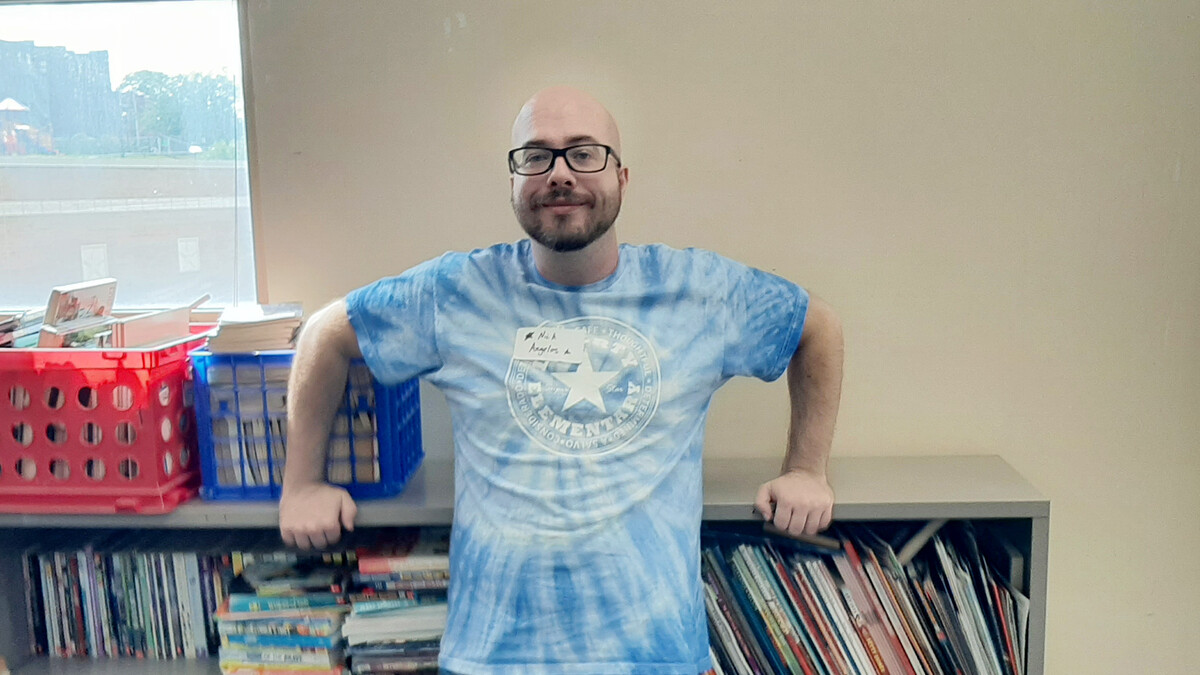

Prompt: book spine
xmin=221 ymin=632 xmax=343 ymax=649
xmin=727 ymin=548 xmax=799 ymax=674
xmin=703 ymin=583 xmax=754 ymax=675
xmin=184 ymin=553 xmax=209 ymax=657
xmin=740 ymin=546 xmax=818 ymax=675
xmin=39 ymin=556 xmax=63 ymax=658
xmin=107 ymin=554 xmax=129 ymax=657
xmin=769 ymin=549 xmax=847 ymax=675
xmin=171 ymin=553 xmax=194 ymax=658
xmin=842 ymin=542 xmax=916 ymax=675
xmin=861 ymin=549 xmax=926 ymax=674
xmin=839 ymin=584 xmax=891 ymax=675
xmin=803 ymin=558 xmax=875 ymax=675
xmin=123 ymin=552 xmax=147 ymax=658
xmin=163 ymin=552 xmax=185 ymax=658
xmin=65 ymin=553 xmax=86 ymax=657
xmin=22 ymin=552 xmax=47 ymax=656
xmin=922 ymin=572 xmax=971 ymax=673
xmin=75 ymin=551 xmax=97 ymax=657
xmin=704 ymin=549 xmax=771 ymax=675
xmin=142 ymin=553 xmax=164 ymax=659
xmin=833 ymin=550 xmax=907 ymax=675
xmin=226 ymin=593 xmax=346 ymax=613
xmin=95 ymin=553 xmax=118 ymax=658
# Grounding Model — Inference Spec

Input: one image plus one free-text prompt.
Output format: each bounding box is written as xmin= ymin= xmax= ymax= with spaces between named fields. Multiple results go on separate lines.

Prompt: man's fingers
xmin=341 ymin=496 xmax=358 ymax=532
xmin=754 ymin=484 xmax=774 ymax=521
xmin=789 ymin=511 xmax=812 ymax=537
xmin=772 ymin=504 xmax=793 ymax=533
xmin=818 ymin=507 xmax=833 ymax=532
xmin=309 ymin=530 xmax=330 ymax=549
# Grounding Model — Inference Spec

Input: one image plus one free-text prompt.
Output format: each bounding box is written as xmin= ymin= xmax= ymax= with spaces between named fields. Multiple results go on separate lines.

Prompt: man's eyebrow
xmin=520 ymin=135 xmax=602 ymax=148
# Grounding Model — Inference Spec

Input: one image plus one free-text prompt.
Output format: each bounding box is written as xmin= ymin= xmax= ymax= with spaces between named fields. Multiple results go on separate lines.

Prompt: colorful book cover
xmin=221 ymin=632 xmax=343 ymax=650
xmin=227 ymin=592 xmax=348 ymax=613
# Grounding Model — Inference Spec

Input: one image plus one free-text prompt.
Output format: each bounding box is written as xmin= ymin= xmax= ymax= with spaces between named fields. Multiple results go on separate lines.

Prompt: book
xmin=221 ymin=632 xmax=343 ymax=650
xmin=207 ymin=303 xmax=304 ymax=352
xmin=110 ymin=294 xmax=210 ymax=348
xmin=226 ymin=593 xmax=348 ymax=614
xmin=42 ymin=278 xmax=117 ymax=328
xmin=37 ymin=317 xmax=118 ymax=348
xmin=702 ymin=551 xmax=768 ymax=675
xmin=355 ymin=529 xmax=450 ymax=575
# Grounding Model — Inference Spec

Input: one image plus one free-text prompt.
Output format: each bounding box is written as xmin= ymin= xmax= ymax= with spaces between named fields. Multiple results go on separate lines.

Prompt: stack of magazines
xmin=207 ymin=303 xmax=304 ymax=352
xmin=344 ymin=528 xmax=451 ymax=674
xmin=702 ymin=523 xmax=1029 ymax=675
xmin=216 ymin=559 xmax=351 ymax=675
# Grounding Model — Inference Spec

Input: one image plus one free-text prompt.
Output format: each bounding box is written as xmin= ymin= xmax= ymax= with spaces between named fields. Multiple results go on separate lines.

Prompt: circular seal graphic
xmin=506 ymin=317 xmax=660 ymax=457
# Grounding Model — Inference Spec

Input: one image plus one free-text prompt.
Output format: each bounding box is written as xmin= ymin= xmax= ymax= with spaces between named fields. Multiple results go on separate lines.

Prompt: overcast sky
xmin=0 ymin=0 xmax=242 ymax=89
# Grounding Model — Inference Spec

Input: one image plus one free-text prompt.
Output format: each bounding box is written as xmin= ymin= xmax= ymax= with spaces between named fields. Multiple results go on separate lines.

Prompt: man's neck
xmin=531 ymin=229 xmax=620 ymax=287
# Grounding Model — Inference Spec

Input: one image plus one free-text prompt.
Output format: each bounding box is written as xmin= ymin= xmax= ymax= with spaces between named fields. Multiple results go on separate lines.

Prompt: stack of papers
xmin=208 ymin=304 xmax=304 ymax=353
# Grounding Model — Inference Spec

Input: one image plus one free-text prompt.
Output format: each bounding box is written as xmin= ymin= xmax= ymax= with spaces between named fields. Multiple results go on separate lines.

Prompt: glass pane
xmin=0 ymin=0 xmax=255 ymax=309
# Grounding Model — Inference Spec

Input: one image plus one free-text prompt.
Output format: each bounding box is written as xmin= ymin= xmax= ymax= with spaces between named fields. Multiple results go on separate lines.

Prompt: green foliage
xmin=118 ymin=70 xmax=237 ymax=152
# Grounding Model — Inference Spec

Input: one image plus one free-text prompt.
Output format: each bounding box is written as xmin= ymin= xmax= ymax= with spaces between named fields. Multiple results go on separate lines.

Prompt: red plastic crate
xmin=0 ymin=334 xmax=209 ymax=514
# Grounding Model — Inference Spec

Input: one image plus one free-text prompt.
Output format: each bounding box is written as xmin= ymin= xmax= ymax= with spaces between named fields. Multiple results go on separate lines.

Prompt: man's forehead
xmin=511 ymin=90 xmax=620 ymax=151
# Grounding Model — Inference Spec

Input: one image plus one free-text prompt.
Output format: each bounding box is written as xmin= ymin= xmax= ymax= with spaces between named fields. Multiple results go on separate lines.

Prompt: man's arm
xmin=279 ymin=298 xmax=363 ymax=550
xmin=754 ymin=294 xmax=844 ymax=536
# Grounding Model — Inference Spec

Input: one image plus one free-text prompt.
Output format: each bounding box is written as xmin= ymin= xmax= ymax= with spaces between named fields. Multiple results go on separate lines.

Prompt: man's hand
xmin=754 ymin=468 xmax=834 ymax=537
xmin=279 ymin=483 xmax=358 ymax=550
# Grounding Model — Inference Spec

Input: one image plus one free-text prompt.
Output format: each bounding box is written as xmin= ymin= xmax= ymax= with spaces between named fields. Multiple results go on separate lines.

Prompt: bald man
xmin=279 ymin=87 xmax=843 ymax=674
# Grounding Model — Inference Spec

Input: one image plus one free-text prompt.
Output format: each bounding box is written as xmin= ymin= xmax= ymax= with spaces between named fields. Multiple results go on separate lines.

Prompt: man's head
xmin=509 ymin=87 xmax=628 ymax=253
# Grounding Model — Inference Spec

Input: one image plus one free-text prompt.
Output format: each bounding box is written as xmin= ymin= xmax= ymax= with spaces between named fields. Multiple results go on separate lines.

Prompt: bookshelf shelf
xmin=0 ymin=454 xmax=1050 ymax=675
xmin=10 ymin=658 xmax=219 ymax=674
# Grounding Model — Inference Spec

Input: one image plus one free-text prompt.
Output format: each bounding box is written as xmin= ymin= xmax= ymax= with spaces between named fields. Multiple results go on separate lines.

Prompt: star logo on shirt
xmin=507 ymin=317 xmax=660 ymax=457
xmin=551 ymin=350 xmax=621 ymax=413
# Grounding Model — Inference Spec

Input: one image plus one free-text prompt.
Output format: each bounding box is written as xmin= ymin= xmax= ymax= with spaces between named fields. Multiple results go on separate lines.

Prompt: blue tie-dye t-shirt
xmin=346 ymin=240 xmax=808 ymax=675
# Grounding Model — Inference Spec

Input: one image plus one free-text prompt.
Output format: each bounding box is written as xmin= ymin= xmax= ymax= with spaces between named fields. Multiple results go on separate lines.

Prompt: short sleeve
xmin=345 ymin=256 xmax=444 ymax=384
xmin=717 ymin=256 xmax=808 ymax=381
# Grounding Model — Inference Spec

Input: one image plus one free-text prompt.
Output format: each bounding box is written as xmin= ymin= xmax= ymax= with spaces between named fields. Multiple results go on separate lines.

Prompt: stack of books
xmin=23 ymin=530 xmax=235 ymax=661
xmin=216 ymin=559 xmax=351 ymax=675
xmin=0 ymin=309 xmax=43 ymax=348
xmin=701 ymin=523 xmax=1029 ymax=675
xmin=344 ymin=528 xmax=451 ymax=674
xmin=5 ymin=277 xmax=206 ymax=349
xmin=207 ymin=303 xmax=304 ymax=353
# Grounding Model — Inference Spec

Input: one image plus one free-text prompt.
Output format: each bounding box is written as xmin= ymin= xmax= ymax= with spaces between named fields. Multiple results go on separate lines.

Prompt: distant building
xmin=0 ymin=39 xmax=120 ymax=144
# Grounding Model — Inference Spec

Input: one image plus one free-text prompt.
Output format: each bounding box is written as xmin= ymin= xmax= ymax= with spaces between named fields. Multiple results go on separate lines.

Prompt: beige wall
xmin=241 ymin=2 xmax=1200 ymax=672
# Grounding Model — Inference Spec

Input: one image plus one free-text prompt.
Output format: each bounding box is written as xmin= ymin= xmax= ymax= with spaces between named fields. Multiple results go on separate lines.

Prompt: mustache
xmin=538 ymin=189 xmax=590 ymax=207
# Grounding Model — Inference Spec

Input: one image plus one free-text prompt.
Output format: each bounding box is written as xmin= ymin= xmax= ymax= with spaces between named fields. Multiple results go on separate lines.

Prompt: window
xmin=0 ymin=0 xmax=255 ymax=309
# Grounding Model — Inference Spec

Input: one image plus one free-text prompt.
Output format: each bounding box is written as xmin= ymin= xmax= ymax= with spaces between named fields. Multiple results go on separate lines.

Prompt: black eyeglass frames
xmin=508 ymin=144 xmax=621 ymax=176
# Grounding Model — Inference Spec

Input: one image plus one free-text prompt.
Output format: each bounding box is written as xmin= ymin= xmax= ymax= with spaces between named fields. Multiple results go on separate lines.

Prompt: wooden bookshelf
xmin=0 ymin=455 xmax=1050 ymax=675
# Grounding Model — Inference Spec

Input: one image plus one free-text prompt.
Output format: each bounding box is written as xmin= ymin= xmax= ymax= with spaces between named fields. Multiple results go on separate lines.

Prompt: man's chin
xmin=525 ymin=219 xmax=600 ymax=252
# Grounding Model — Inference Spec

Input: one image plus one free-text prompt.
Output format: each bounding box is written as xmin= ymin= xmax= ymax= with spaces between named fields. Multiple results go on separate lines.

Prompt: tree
xmin=118 ymin=70 xmax=237 ymax=152
xmin=119 ymin=70 xmax=182 ymax=144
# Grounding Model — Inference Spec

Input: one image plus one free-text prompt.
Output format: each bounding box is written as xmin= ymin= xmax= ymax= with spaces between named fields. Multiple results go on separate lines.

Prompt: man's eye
xmin=570 ymin=149 xmax=593 ymax=161
xmin=523 ymin=151 xmax=551 ymax=164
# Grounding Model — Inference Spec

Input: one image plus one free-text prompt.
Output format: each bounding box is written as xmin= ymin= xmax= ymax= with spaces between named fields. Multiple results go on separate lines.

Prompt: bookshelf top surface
xmin=0 ymin=454 xmax=1047 ymax=529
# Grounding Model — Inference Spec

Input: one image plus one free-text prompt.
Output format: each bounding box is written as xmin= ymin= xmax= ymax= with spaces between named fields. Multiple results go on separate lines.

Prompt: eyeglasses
xmin=508 ymin=144 xmax=621 ymax=176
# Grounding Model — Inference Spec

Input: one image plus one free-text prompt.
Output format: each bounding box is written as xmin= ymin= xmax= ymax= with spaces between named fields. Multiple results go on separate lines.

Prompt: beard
xmin=512 ymin=187 xmax=621 ymax=252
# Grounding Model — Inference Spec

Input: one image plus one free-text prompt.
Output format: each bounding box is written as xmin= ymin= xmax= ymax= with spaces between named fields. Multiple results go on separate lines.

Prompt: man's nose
xmin=546 ymin=155 xmax=576 ymax=187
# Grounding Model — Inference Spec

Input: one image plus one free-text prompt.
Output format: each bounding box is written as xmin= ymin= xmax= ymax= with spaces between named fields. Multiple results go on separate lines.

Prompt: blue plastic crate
xmin=190 ymin=350 xmax=422 ymax=500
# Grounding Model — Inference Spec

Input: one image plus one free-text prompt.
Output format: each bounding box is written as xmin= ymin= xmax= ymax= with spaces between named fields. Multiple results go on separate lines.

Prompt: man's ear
xmin=618 ymin=166 xmax=629 ymax=198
